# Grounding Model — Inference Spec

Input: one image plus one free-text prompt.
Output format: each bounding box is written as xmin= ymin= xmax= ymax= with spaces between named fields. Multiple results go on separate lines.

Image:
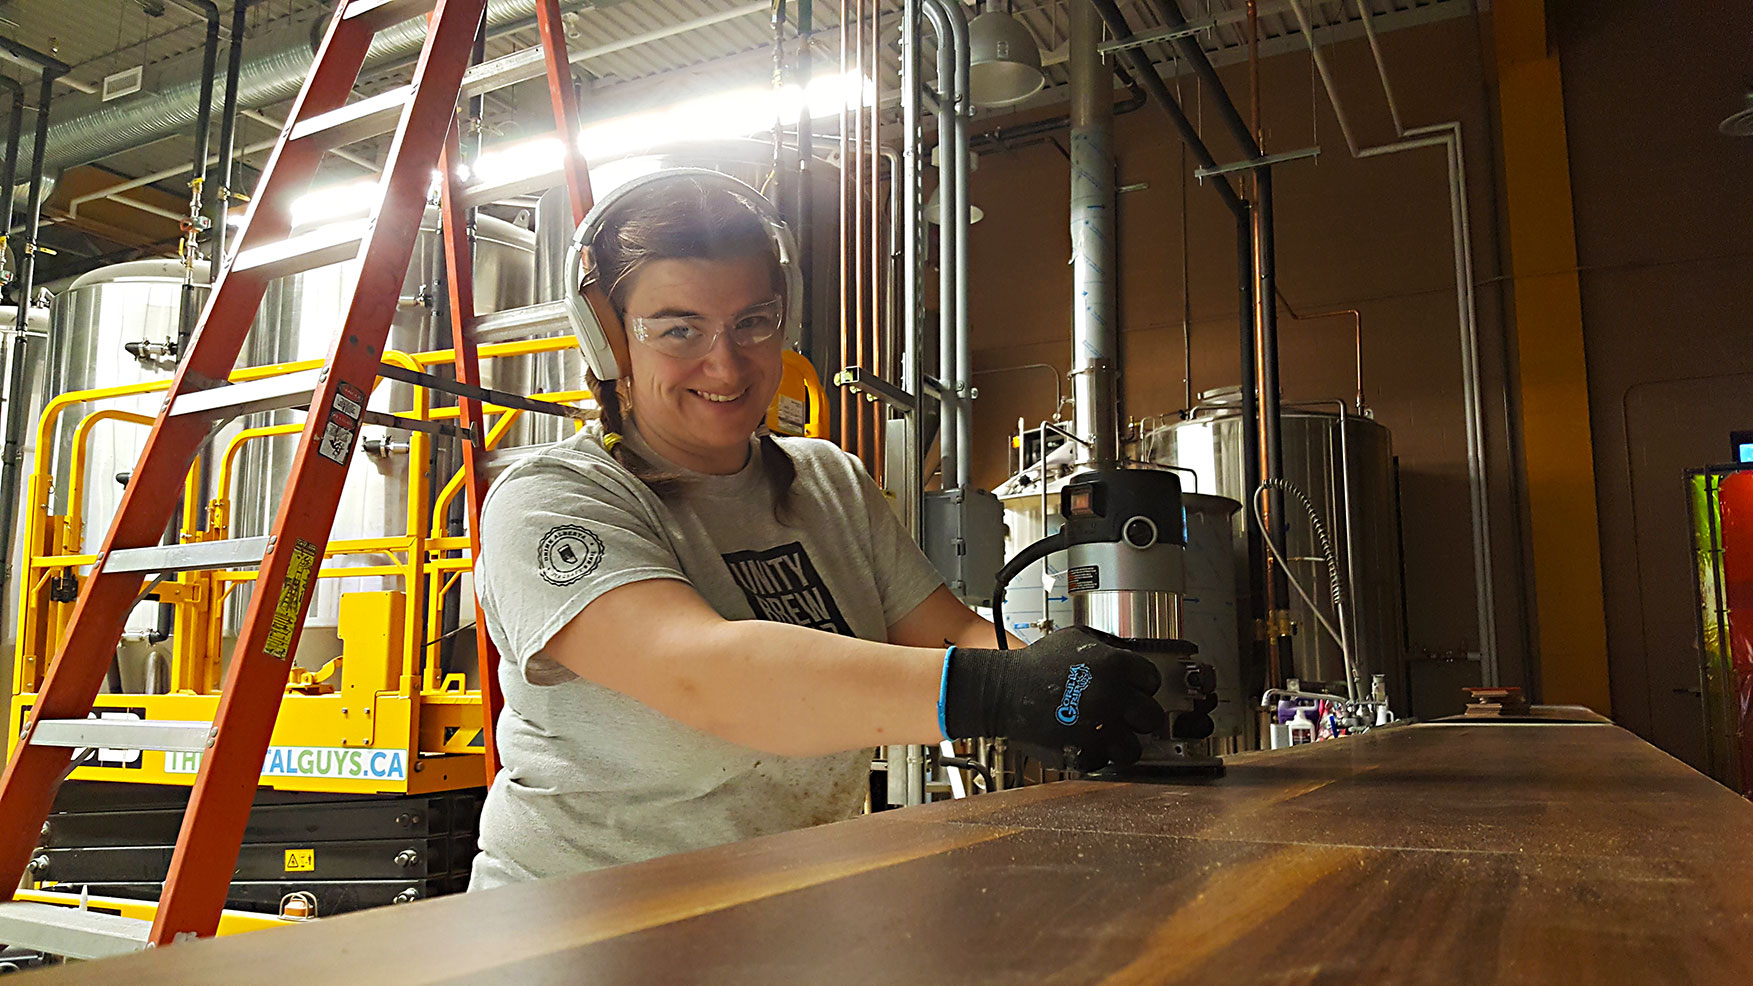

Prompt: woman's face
xmin=620 ymin=254 xmax=785 ymax=474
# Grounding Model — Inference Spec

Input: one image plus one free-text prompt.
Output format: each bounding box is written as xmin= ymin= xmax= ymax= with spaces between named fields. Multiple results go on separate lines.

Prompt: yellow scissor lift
xmin=9 ymin=334 xmax=590 ymax=796
xmin=5 ymin=334 xmax=825 ymax=930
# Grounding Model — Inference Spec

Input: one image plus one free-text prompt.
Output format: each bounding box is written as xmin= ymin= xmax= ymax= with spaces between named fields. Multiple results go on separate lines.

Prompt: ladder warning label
xmin=166 ymin=745 xmax=408 ymax=782
xmin=284 ymin=848 xmax=315 ymax=872
xmin=263 ymin=539 xmax=319 ymax=660
xmin=332 ymin=382 xmax=364 ymax=422
xmin=317 ymin=417 xmax=356 ymax=465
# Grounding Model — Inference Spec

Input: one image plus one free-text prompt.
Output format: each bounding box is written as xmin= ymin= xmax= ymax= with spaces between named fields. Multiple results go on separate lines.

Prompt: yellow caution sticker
xmin=263 ymin=539 xmax=320 ymax=660
xmin=284 ymin=848 xmax=315 ymax=873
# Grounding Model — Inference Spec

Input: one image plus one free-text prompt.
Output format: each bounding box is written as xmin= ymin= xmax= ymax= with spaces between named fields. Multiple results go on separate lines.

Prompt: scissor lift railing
xmin=8 ymin=335 xmax=591 ymax=794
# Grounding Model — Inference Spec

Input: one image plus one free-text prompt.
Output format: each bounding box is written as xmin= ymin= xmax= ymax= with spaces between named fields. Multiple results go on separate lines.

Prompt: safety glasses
xmin=627 ymin=299 xmax=785 ymax=359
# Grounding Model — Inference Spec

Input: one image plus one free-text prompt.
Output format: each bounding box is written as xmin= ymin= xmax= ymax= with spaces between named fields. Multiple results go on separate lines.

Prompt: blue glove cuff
xmin=938 ymin=646 xmax=955 ymax=742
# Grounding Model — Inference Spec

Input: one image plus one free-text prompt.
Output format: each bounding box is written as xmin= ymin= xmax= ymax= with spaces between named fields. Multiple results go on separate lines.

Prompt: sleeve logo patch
xmin=538 ymin=526 xmax=604 ymax=586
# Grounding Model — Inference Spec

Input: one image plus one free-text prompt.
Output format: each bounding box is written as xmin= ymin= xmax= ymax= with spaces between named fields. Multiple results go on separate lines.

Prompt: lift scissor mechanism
xmin=0 ymin=0 xmax=599 ymax=953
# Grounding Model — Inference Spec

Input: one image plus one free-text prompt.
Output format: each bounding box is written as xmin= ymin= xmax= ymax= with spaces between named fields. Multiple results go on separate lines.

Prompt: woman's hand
xmin=941 ymin=628 xmax=1166 ymax=772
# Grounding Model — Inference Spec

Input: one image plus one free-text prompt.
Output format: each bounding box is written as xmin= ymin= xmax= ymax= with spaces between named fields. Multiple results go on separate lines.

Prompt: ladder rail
xmin=534 ymin=0 xmax=594 ymax=227
xmin=0 ymin=2 xmax=391 ymax=924
xmin=437 ymin=123 xmax=505 ymax=779
xmin=435 ymin=0 xmax=598 ymax=780
xmin=148 ymin=0 xmax=495 ymax=944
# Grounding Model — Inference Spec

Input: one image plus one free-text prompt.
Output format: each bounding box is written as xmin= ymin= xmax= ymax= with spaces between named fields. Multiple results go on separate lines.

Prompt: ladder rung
xmin=171 ymin=368 xmax=322 ymax=419
xmin=469 ymin=300 xmax=570 ymax=343
xmin=232 ymin=221 xmax=365 ymax=280
xmin=462 ymin=163 xmax=565 ymax=210
xmin=288 ymin=86 xmax=411 ymax=149
xmin=0 ymin=902 xmax=152 ymax=961
xmin=460 ymin=47 xmax=553 ymax=103
xmin=103 ymin=536 xmax=276 ymax=575
xmin=29 ymin=718 xmax=214 ymax=753
xmin=343 ymin=0 xmax=434 ymax=29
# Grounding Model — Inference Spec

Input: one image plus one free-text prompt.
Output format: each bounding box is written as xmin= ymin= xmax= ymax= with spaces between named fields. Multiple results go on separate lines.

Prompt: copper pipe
xmin=863 ymin=0 xmax=881 ymax=476
xmin=1276 ymin=289 xmax=1366 ymax=413
xmin=838 ymin=0 xmax=853 ymax=452
xmin=852 ymin=0 xmax=869 ymax=466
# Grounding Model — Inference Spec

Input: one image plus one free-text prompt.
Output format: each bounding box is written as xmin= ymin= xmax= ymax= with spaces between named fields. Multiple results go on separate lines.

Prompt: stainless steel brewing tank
xmin=230 ymin=210 xmax=537 ymax=632
xmin=1182 ymin=493 xmax=1244 ymax=738
xmin=1148 ymin=391 xmax=1404 ymax=702
xmin=45 ymin=262 xmax=221 ymax=634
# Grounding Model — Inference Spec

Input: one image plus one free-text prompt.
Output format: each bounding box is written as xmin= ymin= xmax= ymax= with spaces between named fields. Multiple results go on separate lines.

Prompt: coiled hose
xmin=1252 ymin=478 xmax=1357 ymax=701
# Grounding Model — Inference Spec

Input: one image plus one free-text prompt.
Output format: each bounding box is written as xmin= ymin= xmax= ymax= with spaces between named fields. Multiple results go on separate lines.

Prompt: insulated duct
xmin=1069 ymin=0 xmax=1117 ymax=470
xmin=12 ymin=0 xmax=750 ymax=178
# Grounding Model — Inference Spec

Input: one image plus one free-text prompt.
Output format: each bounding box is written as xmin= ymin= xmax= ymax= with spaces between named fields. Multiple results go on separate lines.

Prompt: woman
xmin=468 ymin=170 xmax=1163 ymax=889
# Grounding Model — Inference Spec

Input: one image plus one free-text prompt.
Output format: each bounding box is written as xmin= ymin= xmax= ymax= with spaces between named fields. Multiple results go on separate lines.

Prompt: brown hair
xmin=586 ymin=175 xmax=798 ymax=521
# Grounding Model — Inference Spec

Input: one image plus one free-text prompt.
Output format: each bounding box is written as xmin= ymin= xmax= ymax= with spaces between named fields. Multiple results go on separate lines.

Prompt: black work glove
xmin=941 ymin=627 xmax=1166 ymax=772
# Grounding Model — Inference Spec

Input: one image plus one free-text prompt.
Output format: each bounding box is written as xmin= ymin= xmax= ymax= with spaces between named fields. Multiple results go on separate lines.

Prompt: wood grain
xmin=22 ymin=722 xmax=1753 ymax=984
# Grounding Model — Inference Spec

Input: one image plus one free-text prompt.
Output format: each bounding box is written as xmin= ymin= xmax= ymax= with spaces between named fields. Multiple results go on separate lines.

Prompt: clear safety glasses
xmin=627 ymin=300 xmax=785 ymax=359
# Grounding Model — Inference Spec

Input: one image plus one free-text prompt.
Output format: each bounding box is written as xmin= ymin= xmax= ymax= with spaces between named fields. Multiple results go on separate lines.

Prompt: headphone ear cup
xmin=565 ymin=242 xmax=628 ymax=380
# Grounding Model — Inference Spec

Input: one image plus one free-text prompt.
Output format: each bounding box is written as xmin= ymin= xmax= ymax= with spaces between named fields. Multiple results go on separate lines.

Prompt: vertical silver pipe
xmin=1069 ymin=0 xmax=1117 ymax=470
xmin=922 ymin=0 xmax=958 ymax=490
xmin=948 ymin=3 xmax=973 ymax=487
xmin=900 ymin=0 xmax=924 ymax=534
xmin=0 ymin=71 xmax=54 ymax=625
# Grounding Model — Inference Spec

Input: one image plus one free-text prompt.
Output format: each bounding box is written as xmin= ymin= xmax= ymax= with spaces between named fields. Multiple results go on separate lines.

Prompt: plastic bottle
xmin=1288 ymin=709 xmax=1316 ymax=746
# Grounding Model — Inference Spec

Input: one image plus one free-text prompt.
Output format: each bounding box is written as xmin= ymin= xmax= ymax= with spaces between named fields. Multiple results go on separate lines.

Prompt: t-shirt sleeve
xmin=846 ymin=455 xmax=947 ymax=627
xmin=476 ymin=458 xmax=688 ymax=685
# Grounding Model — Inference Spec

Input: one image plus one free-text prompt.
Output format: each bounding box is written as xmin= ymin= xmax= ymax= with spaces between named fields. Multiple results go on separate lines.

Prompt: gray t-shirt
xmin=467 ymin=424 xmax=944 ymax=890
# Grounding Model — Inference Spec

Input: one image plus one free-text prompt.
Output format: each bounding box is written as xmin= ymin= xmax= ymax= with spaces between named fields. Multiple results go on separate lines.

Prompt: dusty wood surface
xmin=22 ymin=720 xmax=1753 ymax=984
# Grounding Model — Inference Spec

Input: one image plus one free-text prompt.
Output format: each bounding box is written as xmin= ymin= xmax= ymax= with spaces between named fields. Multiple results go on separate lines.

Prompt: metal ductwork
xmin=12 ymin=0 xmax=600 ymax=177
xmin=1068 ymin=0 xmax=1117 ymax=470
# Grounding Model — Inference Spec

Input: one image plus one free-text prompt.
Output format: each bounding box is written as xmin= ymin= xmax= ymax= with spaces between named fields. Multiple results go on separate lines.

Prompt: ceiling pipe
xmin=13 ymin=0 xmax=765 ymax=178
xmin=1083 ymin=0 xmax=1273 ymax=689
xmin=0 ymin=77 xmax=23 ymax=279
xmin=1068 ymin=0 xmax=1117 ymax=470
xmin=0 ymin=50 xmax=61 ymax=633
xmin=211 ymin=0 xmax=250 ymax=270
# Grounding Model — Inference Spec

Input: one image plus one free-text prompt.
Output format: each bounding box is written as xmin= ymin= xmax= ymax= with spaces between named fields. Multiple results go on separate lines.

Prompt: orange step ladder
xmin=0 ymin=0 xmax=599 ymax=952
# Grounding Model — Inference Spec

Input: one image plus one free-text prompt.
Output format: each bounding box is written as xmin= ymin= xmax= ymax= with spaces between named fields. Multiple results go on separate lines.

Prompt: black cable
xmin=424 ymin=621 xmax=477 ymax=650
xmin=938 ymin=754 xmax=995 ymax=793
xmin=989 ymin=530 xmax=1070 ymax=650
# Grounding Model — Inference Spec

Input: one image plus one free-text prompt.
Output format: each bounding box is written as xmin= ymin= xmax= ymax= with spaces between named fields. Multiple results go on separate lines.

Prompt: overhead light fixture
xmin=968 ymin=5 xmax=1045 ymax=108
xmin=924 ymin=186 xmax=983 ymax=225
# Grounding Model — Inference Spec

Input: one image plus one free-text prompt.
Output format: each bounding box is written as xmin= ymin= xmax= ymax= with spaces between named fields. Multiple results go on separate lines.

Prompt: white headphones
xmin=564 ymin=168 xmax=805 ymax=382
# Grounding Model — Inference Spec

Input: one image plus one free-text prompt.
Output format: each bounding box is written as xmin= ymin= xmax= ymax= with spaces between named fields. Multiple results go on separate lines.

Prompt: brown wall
xmin=961 ymin=13 xmax=1530 ymax=713
xmin=1556 ymin=0 xmax=1753 ymax=768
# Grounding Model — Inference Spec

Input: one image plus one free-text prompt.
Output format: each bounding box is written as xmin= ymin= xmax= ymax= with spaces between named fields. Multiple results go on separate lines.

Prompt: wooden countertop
xmin=24 ymin=720 xmax=1753 ymax=984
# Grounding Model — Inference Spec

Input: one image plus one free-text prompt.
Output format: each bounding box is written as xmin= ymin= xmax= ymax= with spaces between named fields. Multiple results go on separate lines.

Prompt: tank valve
xmin=124 ymin=339 xmax=178 ymax=364
xmin=363 ymin=437 xmax=411 ymax=457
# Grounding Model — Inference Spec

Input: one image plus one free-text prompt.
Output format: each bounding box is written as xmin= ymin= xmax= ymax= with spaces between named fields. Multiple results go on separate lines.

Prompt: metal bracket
xmin=834 ymin=367 xmax=916 ymax=412
xmin=373 ymin=363 xmax=593 ymax=421
xmin=1097 ymin=17 xmax=1217 ymax=55
xmin=359 ymin=409 xmax=474 ymax=442
xmin=1195 ymin=146 xmax=1321 ymax=181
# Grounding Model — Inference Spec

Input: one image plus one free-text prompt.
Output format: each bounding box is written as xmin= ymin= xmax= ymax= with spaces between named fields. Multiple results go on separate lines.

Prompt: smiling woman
xmin=466 ymin=170 xmax=1167 ymax=891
